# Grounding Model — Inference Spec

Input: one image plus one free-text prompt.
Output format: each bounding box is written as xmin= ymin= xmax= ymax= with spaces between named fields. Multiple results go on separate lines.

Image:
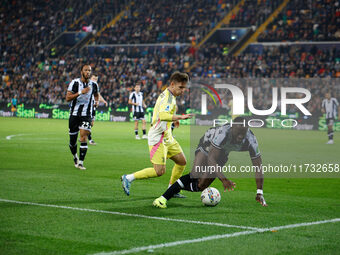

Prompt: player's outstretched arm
xmin=208 ymin=146 xmax=236 ymax=192
xmin=172 ymin=114 xmax=193 ymax=121
xmin=252 ymin=156 xmax=267 ymax=207
xmin=158 ymin=112 xmax=193 ymax=122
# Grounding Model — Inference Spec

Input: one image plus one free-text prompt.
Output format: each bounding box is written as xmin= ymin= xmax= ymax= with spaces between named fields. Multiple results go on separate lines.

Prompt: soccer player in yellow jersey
xmin=121 ymin=72 xmax=193 ymax=196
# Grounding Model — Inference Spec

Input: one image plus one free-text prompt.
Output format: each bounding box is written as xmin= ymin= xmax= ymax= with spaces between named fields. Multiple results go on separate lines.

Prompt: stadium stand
xmin=94 ymin=0 xmax=236 ymax=44
xmin=227 ymin=0 xmax=282 ymax=27
xmin=258 ymin=0 xmax=340 ymax=41
xmin=0 ymin=0 xmax=339 ymax=113
xmin=191 ymin=43 xmax=340 ymax=78
xmin=67 ymin=0 xmax=125 ymax=33
xmin=0 ymin=0 xmax=97 ymax=49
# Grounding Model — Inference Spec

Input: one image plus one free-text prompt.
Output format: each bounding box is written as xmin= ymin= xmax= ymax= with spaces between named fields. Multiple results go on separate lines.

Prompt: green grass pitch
xmin=0 ymin=117 xmax=339 ymax=254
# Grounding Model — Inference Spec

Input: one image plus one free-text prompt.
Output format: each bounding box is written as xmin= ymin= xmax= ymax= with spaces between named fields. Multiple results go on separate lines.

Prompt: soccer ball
xmin=201 ymin=187 xmax=221 ymax=206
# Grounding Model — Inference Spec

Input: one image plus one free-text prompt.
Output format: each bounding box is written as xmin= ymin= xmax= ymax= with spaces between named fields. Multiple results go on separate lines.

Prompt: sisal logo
xmin=201 ymin=84 xmax=312 ymax=116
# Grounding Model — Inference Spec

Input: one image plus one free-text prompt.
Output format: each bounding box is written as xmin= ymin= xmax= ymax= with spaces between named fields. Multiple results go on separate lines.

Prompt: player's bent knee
xmin=176 ymin=156 xmax=187 ymax=166
xmin=154 ymin=166 xmax=166 ymax=176
xmin=155 ymin=169 xmax=165 ymax=176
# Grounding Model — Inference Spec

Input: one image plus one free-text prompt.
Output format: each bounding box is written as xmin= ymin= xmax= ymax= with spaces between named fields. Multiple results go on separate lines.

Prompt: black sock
xmin=88 ymin=134 xmax=92 ymax=141
xmin=328 ymin=130 xmax=333 ymax=140
xmin=163 ymin=174 xmax=199 ymax=200
xmin=79 ymin=142 xmax=88 ymax=162
xmin=163 ymin=182 xmax=182 ymax=200
xmin=69 ymin=134 xmax=78 ymax=156
xmin=143 ymin=129 xmax=146 ymax=135
xmin=135 ymin=130 xmax=138 ymax=135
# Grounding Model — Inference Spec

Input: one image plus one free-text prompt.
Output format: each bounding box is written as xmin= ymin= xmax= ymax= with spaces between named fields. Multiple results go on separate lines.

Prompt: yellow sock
xmin=133 ymin=167 xmax=158 ymax=180
xmin=169 ymin=164 xmax=185 ymax=185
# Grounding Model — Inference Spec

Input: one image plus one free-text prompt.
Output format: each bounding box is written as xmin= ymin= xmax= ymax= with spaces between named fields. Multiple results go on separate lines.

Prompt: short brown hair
xmin=169 ymin=71 xmax=189 ymax=84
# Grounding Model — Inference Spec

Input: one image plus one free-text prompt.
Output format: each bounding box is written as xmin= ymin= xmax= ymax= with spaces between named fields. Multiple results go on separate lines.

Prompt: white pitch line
xmin=269 ymin=218 xmax=340 ymax=231
xmin=0 ymin=198 xmax=262 ymax=231
xmin=6 ymin=134 xmax=26 ymax=140
xmin=93 ymin=230 xmax=259 ymax=255
xmin=93 ymin=218 xmax=340 ymax=255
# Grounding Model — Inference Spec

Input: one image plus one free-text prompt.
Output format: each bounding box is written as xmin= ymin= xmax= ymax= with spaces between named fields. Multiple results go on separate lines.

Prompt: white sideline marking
xmin=269 ymin=218 xmax=340 ymax=231
xmin=0 ymin=198 xmax=261 ymax=231
xmin=6 ymin=134 xmax=26 ymax=140
xmin=0 ymin=199 xmax=339 ymax=255
xmin=93 ymin=218 xmax=340 ymax=255
xmin=94 ymin=230 xmax=259 ymax=255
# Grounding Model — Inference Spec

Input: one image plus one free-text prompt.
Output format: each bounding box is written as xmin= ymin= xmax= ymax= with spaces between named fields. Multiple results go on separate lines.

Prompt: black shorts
xmin=133 ymin=112 xmax=145 ymax=120
xmin=326 ymin=118 xmax=334 ymax=125
xmin=69 ymin=115 xmax=92 ymax=134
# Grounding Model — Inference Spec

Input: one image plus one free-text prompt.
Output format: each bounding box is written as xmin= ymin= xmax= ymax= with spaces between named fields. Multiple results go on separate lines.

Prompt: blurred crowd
xmin=1 ymin=0 xmax=339 ymax=114
xmin=228 ymin=0 xmax=282 ymax=27
xmin=0 ymin=0 xmax=96 ymax=60
xmin=94 ymin=0 xmax=234 ymax=44
xmin=259 ymin=0 xmax=340 ymax=41
xmin=191 ymin=43 xmax=340 ymax=78
xmin=68 ymin=0 xmax=125 ymax=33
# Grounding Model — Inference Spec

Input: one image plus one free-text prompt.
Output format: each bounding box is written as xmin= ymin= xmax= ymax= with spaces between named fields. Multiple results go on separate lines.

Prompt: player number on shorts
xmin=81 ymin=121 xmax=90 ymax=129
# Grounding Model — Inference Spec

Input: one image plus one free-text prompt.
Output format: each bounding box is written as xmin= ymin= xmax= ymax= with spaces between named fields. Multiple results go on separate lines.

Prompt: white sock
xmin=78 ymin=160 xmax=83 ymax=165
xmin=126 ymin=174 xmax=135 ymax=182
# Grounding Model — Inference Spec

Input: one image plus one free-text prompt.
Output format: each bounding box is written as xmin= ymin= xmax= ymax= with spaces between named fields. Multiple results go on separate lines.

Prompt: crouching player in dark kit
xmin=153 ymin=117 xmax=267 ymax=208
xmin=66 ymin=64 xmax=99 ymax=170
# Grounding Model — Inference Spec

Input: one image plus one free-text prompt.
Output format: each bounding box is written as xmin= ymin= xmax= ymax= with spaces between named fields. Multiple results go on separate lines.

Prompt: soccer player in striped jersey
xmin=66 ymin=64 xmax=99 ymax=170
xmin=153 ymin=117 xmax=267 ymax=208
xmin=121 ymin=72 xmax=192 ymax=196
xmin=129 ymin=83 xmax=147 ymax=140
xmin=322 ymin=93 xmax=339 ymax=144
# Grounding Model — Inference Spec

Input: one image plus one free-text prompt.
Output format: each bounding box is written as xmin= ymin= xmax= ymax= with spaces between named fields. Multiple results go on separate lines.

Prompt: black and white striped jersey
xmin=211 ymin=125 xmax=261 ymax=159
xmin=322 ymin=98 xmax=339 ymax=119
xmin=129 ymin=91 xmax=144 ymax=113
xmin=67 ymin=78 xmax=99 ymax=117
xmin=197 ymin=126 xmax=217 ymax=153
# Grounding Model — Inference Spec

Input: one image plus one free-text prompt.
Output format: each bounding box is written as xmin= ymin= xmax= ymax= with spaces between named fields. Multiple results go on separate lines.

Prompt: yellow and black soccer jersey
xmin=148 ymin=89 xmax=176 ymax=146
